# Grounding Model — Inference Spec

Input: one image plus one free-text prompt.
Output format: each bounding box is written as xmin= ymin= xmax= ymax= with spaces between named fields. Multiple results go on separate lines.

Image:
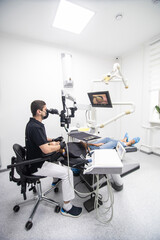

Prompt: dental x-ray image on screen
xmin=88 ymin=91 xmax=112 ymax=108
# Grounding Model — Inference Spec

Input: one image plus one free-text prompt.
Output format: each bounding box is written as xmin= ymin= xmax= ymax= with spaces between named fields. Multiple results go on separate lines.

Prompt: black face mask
xmin=43 ymin=109 xmax=59 ymax=120
xmin=43 ymin=109 xmax=49 ymax=120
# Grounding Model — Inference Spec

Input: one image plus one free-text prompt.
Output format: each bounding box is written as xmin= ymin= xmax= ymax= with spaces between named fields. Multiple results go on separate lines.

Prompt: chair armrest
xmin=7 ymin=156 xmax=51 ymax=169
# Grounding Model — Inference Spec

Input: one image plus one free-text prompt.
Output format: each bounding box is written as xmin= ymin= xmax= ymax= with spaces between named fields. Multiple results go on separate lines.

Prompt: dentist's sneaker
xmin=51 ymin=179 xmax=61 ymax=187
xmin=61 ymin=205 xmax=82 ymax=218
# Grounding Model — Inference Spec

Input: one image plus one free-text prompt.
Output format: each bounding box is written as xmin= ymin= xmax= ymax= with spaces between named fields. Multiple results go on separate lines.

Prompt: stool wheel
xmin=54 ymin=187 xmax=59 ymax=193
xmin=33 ymin=186 xmax=37 ymax=194
xmin=25 ymin=221 xmax=33 ymax=230
xmin=55 ymin=205 xmax=60 ymax=213
xmin=13 ymin=205 xmax=20 ymax=212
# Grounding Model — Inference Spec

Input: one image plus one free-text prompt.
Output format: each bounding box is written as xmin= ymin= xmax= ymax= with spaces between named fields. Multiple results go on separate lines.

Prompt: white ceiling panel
xmin=0 ymin=0 xmax=160 ymax=57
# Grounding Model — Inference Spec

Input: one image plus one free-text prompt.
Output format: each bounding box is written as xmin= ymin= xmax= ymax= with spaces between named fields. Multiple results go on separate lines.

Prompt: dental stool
xmin=7 ymin=144 xmax=61 ymax=230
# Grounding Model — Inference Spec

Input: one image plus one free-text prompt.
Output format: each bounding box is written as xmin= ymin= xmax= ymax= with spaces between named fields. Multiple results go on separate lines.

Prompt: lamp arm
xmin=96 ymin=102 xmax=135 ymax=129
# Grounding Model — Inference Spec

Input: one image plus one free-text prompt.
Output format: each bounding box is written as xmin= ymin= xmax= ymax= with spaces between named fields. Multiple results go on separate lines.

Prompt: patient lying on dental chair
xmin=67 ymin=133 xmax=140 ymax=176
xmin=81 ymin=133 xmax=140 ymax=151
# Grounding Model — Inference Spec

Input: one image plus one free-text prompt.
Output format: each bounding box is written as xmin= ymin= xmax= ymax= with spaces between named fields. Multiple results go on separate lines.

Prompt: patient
xmin=80 ymin=133 xmax=140 ymax=151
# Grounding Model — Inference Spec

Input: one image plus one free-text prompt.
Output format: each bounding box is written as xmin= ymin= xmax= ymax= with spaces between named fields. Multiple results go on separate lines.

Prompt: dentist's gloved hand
xmin=53 ymin=136 xmax=63 ymax=142
xmin=60 ymin=141 xmax=66 ymax=149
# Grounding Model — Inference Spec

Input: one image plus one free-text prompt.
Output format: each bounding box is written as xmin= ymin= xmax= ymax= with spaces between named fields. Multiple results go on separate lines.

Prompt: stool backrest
xmin=13 ymin=144 xmax=28 ymax=175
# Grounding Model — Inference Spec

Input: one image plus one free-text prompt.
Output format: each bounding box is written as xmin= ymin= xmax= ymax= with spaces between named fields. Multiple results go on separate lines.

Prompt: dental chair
xmin=107 ymin=145 xmax=139 ymax=191
xmin=68 ymin=131 xmax=140 ymax=192
xmin=7 ymin=144 xmax=61 ymax=230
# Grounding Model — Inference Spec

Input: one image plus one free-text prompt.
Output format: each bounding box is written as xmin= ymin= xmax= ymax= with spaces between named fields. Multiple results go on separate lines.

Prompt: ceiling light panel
xmin=53 ymin=0 xmax=95 ymax=34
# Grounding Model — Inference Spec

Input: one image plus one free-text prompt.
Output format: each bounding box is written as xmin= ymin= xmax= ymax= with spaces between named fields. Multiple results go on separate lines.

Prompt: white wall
xmin=1 ymin=33 xmax=159 ymax=169
xmin=119 ymin=46 xmax=144 ymax=143
xmin=0 ymin=34 xmax=117 ymax=168
xmin=121 ymin=41 xmax=160 ymax=155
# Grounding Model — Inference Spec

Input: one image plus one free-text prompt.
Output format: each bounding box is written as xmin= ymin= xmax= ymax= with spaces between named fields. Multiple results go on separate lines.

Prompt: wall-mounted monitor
xmin=87 ymin=91 xmax=112 ymax=108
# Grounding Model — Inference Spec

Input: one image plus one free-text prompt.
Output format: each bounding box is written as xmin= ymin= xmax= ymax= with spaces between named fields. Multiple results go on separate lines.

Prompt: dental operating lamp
xmin=93 ymin=63 xmax=128 ymax=89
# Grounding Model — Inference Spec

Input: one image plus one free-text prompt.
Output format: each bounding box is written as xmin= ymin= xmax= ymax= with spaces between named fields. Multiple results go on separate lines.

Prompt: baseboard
xmin=140 ymin=149 xmax=153 ymax=154
xmin=152 ymin=152 xmax=160 ymax=157
xmin=140 ymin=150 xmax=160 ymax=156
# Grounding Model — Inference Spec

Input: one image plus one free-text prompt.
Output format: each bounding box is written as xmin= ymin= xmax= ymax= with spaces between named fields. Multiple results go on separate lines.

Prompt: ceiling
xmin=0 ymin=0 xmax=160 ymax=58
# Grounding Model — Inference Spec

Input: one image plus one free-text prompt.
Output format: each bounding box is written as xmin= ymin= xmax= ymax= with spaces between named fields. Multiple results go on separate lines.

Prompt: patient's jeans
xmin=33 ymin=162 xmax=75 ymax=202
xmin=89 ymin=137 xmax=126 ymax=150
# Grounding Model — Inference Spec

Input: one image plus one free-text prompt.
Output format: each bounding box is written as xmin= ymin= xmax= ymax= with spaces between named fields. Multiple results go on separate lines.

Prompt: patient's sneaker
xmin=61 ymin=205 xmax=82 ymax=218
xmin=132 ymin=137 xmax=140 ymax=145
xmin=124 ymin=133 xmax=129 ymax=142
xmin=126 ymin=137 xmax=140 ymax=146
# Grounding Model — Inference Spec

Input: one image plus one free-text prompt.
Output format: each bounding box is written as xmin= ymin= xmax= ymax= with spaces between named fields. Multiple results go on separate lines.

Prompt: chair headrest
xmin=125 ymin=146 xmax=137 ymax=152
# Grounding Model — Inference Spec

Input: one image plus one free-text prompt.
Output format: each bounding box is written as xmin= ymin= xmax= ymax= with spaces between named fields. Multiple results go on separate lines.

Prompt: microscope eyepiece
xmin=47 ymin=109 xmax=59 ymax=115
